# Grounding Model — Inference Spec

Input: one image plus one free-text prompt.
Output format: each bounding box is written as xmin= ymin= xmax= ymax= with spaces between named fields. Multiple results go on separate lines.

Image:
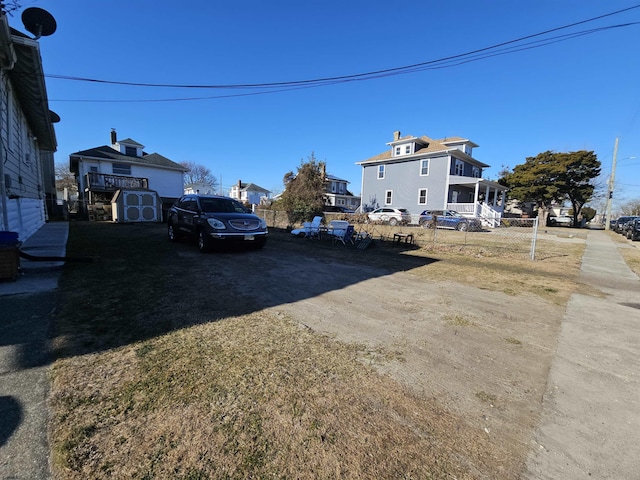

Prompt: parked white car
xmin=367 ymin=207 xmax=411 ymax=226
xmin=547 ymin=215 xmax=573 ymax=227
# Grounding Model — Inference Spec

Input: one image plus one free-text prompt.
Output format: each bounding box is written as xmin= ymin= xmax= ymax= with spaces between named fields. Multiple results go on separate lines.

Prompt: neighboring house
xmin=357 ymin=131 xmax=507 ymax=226
xmin=185 ymin=182 xmax=215 ymax=195
xmin=69 ymin=129 xmax=185 ymax=221
xmin=229 ymin=180 xmax=271 ymax=206
xmin=503 ymin=198 xmax=535 ymax=218
xmin=324 ymin=174 xmax=360 ymax=212
xmin=0 ymin=12 xmax=58 ymax=240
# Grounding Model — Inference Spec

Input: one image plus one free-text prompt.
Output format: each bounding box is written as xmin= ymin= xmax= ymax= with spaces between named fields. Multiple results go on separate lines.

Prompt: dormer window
xmin=125 ymin=146 xmax=137 ymax=156
xmin=472 ymin=166 xmax=480 ymax=178
xmin=395 ymin=146 xmax=401 ymax=155
xmin=405 ymin=145 xmax=411 ymax=154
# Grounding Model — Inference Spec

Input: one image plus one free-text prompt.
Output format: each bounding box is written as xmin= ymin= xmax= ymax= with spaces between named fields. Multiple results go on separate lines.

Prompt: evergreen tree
xmin=501 ymin=150 xmax=600 ymax=226
xmin=280 ymin=152 xmax=327 ymax=224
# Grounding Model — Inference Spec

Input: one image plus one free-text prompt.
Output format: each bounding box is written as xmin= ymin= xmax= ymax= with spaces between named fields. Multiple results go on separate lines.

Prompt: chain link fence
xmin=255 ymin=210 xmax=540 ymax=260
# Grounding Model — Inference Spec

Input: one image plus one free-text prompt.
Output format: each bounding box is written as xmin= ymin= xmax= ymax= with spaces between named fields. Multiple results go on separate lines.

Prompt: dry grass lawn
xmin=48 ymin=222 xmax=607 ymax=479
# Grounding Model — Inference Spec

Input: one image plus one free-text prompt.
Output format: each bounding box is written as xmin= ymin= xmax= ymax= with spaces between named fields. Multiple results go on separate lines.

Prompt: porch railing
xmin=447 ymin=203 xmax=476 ymax=215
xmin=478 ymin=202 xmax=502 ymax=228
xmin=447 ymin=202 xmax=503 ymax=228
xmin=85 ymin=172 xmax=149 ymax=192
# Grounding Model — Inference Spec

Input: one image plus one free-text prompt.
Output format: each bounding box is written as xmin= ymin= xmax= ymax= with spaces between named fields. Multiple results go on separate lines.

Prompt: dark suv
xmin=614 ymin=216 xmax=638 ymax=234
xmin=167 ymin=195 xmax=268 ymax=252
xmin=626 ymin=218 xmax=640 ymax=241
xmin=418 ymin=209 xmax=482 ymax=231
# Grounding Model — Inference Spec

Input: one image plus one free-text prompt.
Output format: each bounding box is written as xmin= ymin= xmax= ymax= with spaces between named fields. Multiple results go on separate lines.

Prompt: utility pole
xmin=605 ymin=137 xmax=619 ymax=231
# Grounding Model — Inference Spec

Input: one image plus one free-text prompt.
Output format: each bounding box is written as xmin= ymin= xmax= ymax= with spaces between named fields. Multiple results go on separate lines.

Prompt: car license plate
xmin=244 ymin=235 xmax=255 ymax=241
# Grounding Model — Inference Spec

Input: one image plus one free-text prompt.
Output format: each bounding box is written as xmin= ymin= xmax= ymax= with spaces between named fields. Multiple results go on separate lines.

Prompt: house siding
xmin=361 ymin=154 xmax=450 ymax=214
xmin=0 ymin=72 xmax=50 ymax=240
xmin=77 ymin=159 xmax=183 ymax=199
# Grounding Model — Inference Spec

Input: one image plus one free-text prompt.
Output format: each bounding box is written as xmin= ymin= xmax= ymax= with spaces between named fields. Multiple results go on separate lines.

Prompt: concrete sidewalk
xmin=524 ymin=229 xmax=640 ymax=479
xmin=1 ymin=221 xmax=69 ymax=479
xmin=0 ymin=221 xmax=68 ymax=296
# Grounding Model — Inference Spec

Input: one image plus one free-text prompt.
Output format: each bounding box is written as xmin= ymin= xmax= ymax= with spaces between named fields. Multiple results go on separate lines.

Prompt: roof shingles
xmin=70 ymin=145 xmax=184 ymax=171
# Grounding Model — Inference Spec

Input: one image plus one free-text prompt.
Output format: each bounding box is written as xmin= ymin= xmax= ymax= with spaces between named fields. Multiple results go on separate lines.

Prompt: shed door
xmin=124 ymin=192 xmax=158 ymax=222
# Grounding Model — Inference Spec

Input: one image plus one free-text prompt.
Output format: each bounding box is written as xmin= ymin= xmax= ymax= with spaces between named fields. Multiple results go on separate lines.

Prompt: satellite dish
xmin=21 ymin=8 xmax=57 ymax=39
xmin=49 ymin=110 xmax=61 ymax=123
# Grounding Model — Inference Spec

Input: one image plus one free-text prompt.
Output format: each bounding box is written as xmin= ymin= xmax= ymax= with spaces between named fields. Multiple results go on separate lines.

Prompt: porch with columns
xmin=447 ymin=177 xmax=507 ymax=228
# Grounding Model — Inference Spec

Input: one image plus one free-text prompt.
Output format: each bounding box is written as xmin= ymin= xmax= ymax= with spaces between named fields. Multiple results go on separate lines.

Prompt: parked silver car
xmin=367 ymin=207 xmax=411 ymax=226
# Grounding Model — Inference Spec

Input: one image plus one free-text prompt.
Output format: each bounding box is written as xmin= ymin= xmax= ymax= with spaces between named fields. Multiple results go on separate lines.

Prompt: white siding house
xmin=229 ymin=180 xmax=271 ymax=206
xmin=69 ymin=129 xmax=185 ymax=220
xmin=0 ymin=13 xmax=57 ymax=241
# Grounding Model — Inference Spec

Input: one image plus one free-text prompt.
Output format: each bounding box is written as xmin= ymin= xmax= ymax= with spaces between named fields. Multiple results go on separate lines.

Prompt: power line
xmin=42 ymin=4 xmax=640 ymax=103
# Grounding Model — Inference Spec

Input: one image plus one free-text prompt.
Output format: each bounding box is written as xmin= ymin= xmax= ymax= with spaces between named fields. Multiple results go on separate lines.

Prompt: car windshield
xmin=200 ymin=198 xmax=249 ymax=214
xmin=449 ymin=211 xmax=463 ymax=217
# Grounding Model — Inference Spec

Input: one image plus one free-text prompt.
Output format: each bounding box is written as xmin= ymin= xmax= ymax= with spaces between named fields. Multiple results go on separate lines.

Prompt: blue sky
xmin=10 ymin=1 xmax=640 ymax=211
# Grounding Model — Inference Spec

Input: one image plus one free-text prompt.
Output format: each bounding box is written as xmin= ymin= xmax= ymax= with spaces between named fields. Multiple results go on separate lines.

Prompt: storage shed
xmin=111 ymin=189 xmax=162 ymax=223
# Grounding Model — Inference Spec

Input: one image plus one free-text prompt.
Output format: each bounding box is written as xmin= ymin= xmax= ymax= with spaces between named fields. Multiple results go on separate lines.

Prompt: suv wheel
xmin=389 ymin=217 xmax=398 ymax=226
xmin=198 ymin=230 xmax=211 ymax=253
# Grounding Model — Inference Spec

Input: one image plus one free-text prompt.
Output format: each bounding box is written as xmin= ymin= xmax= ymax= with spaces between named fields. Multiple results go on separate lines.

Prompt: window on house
xmin=472 ymin=166 xmax=480 ymax=178
xmin=420 ymin=159 xmax=430 ymax=176
xmin=385 ymin=190 xmax=392 ymax=205
xmin=454 ymin=159 xmax=464 ymax=176
xmin=378 ymin=165 xmax=385 ymax=179
xmin=89 ymin=166 xmax=98 ymax=173
xmin=418 ymin=188 xmax=427 ymax=205
xmin=339 ymin=183 xmax=345 ymax=193
xmin=124 ymin=146 xmax=137 ymax=156
xmin=395 ymin=147 xmax=401 ymax=156
xmin=405 ymin=145 xmax=411 ymax=154
xmin=112 ymin=163 xmax=132 ymax=175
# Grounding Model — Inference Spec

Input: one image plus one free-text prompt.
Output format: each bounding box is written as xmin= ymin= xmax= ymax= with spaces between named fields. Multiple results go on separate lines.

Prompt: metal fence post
xmin=530 ymin=217 xmax=539 ymax=261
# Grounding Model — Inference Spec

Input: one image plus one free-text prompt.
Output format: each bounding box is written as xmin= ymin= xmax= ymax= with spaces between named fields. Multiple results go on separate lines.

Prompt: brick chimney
xmin=393 ymin=130 xmax=401 ymax=141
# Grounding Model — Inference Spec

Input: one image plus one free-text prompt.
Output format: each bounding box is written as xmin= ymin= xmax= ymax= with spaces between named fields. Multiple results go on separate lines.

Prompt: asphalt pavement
xmin=0 ymin=222 xmax=639 ymax=479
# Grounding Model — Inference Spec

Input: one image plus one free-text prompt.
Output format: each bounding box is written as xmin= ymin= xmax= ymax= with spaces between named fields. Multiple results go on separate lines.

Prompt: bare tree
xmin=55 ymin=163 xmax=77 ymax=191
xmin=180 ymin=161 xmax=218 ymax=191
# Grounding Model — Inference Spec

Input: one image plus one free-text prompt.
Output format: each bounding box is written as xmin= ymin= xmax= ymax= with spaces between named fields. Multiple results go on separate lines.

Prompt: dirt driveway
xmin=197 ymin=231 xmax=569 ymax=473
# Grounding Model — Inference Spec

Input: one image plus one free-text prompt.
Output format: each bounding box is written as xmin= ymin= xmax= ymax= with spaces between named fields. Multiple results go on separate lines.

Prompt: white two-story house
xmin=357 ymin=131 xmax=506 ymax=226
xmin=229 ymin=180 xmax=271 ymax=206
xmin=69 ymin=129 xmax=185 ymax=221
